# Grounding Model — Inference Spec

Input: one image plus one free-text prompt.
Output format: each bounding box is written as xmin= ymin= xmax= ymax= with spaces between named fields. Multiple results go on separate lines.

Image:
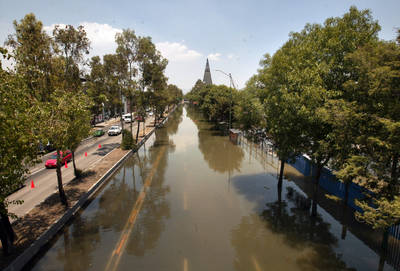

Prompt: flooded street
xmin=28 ymin=106 xmax=397 ymax=271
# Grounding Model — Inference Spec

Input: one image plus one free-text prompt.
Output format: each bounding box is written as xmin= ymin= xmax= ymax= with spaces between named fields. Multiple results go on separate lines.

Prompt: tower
xmin=203 ymin=58 xmax=212 ymax=85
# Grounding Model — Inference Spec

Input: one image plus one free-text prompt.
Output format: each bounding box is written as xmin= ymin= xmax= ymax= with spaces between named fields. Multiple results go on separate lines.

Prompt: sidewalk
xmin=93 ymin=117 xmax=120 ymax=128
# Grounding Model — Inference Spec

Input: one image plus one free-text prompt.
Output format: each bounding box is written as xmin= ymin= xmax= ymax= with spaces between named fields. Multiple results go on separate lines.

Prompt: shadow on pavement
xmin=93 ymin=143 xmax=120 ymax=156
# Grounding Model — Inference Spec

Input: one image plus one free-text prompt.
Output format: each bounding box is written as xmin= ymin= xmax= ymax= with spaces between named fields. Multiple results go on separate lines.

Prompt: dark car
xmin=45 ymin=150 xmax=72 ymax=168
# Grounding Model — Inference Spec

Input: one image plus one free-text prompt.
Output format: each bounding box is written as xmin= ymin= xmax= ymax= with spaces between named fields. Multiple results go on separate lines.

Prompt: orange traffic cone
xmin=65 ymin=161 xmax=68 ymax=168
xmin=31 ymin=180 xmax=35 ymax=188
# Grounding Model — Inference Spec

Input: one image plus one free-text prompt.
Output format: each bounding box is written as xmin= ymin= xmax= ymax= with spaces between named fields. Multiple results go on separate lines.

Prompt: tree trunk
xmin=142 ymin=118 xmax=146 ymax=137
xmin=344 ymin=179 xmax=350 ymax=206
xmin=0 ymin=205 xmax=16 ymax=256
xmin=130 ymin=97 xmax=133 ymax=135
xmin=72 ymin=150 xmax=77 ymax=177
xmin=390 ymin=154 xmax=399 ymax=199
xmin=56 ymin=150 xmax=68 ymax=207
xmin=278 ymin=159 xmax=285 ymax=191
xmin=135 ymin=121 xmax=140 ymax=143
xmin=0 ymin=218 xmax=11 ymax=255
xmin=119 ymin=95 xmax=124 ymax=140
xmin=311 ymin=163 xmax=323 ymax=217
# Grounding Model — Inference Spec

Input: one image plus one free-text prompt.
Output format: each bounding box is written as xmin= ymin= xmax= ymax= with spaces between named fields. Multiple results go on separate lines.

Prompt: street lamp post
xmin=215 ymin=69 xmax=236 ymax=129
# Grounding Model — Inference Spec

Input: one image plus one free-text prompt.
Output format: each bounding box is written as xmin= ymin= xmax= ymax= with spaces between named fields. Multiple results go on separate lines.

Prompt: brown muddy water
xmin=26 ymin=106 xmax=397 ymax=271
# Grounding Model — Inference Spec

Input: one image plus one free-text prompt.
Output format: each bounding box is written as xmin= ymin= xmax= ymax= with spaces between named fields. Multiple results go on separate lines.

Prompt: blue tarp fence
xmin=289 ymin=154 xmax=400 ymax=239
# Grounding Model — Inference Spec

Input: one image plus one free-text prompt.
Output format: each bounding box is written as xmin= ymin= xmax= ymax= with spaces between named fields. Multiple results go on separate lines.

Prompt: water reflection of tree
xmin=166 ymin=106 xmax=183 ymax=136
xmin=261 ymin=187 xmax=355 ymax=271
xmin=56 ymin=212 xmax=101 ymax=271
xmin=125 ymin=125 xmax=171 ymax=256
xmin=186 ymin=105 xmax=244 ymax=173
xmin=96 ymin=172 xmax=138 ymax=232
xmin=52 ymin=160 xmax=138 ymax=270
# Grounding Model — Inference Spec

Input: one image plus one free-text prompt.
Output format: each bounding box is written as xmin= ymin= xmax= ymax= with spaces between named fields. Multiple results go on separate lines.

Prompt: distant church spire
xmin=203 ymin=58 xmax=212 ymax=85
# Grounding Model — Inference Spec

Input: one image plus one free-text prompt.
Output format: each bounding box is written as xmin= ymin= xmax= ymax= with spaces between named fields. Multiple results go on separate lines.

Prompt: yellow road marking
xmin=116 ymin=234 xmax=128 ymax=255
xmin=252 ymin=255 xmax=262 ymax=271
xmin=105 ymin=146 xmax=166 ymax=271
xmin=183 ymin=258 xmax=188 ymax=271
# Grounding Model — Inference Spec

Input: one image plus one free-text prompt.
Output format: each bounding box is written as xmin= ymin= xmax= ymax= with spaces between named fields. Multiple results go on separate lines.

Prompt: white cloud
xmin=154 ymin=42 xmax=206 ymax=92
xmin=156 ymin=42 xmax=202 ymax=62
xmin=43 ymin=23 xmax=66 ymax=35
xmin=208 ymin=53 xmax=221 ymax=61
xmin=80 ymin=22 xmax=122 ymax=55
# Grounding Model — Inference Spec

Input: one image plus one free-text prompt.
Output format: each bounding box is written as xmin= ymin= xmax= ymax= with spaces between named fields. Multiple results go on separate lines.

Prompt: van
xmin=122 ymin=113 xmax=133 ymax=123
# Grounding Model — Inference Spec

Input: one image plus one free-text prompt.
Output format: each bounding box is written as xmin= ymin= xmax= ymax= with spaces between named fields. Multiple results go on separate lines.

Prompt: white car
xmin=108 ymin=125 xmax=122 ymax=136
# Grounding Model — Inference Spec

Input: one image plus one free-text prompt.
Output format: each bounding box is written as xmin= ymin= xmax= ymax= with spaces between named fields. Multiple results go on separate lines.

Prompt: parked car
xmin=45 ymin=150 xmax=72 ymax=168
xmin=108 ymin=125 xmax=122 ymax=136
xmin=93 ymin=129 xmax=105 ymax=137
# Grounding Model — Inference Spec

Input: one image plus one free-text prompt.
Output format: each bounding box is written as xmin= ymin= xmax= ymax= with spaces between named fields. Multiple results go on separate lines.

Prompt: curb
xmin=4 ymin=105 xmax=179 ymax=271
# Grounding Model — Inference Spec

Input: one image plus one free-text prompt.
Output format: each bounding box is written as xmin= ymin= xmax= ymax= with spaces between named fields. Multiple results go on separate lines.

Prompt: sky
xmin=1 ymin=0 xmax=399 ymax=93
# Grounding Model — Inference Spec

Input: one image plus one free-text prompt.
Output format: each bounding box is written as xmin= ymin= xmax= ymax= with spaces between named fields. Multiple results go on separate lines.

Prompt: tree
xmin=53 ymin=24 xmax=90 ymax=91
xmin=5 ymin=13 xmax=54 ymax=102
xmin=38 ymin=89 xmax=92 ymax=206
xmin=135 ymin=36 xmax=167 ymax=142
xmin=340 ymin=39 xmax=400 ymax=236
xmin=165 ymin=84 xmax=182 ymax=110
xmin=200 ymin=85 xmax=237 ymax=123
xmin=65 ymin=91 xmax=93 ymax=177
xmin=0 ymin=49 xmax=39 ymax=254
xmin=185 ymin=79 xmax=206 ymax=104
xmin=103 ymin=53 xmax=128 ymax=131
xmin=234 ymin=87 xmax=264 ymax=132
xmin=52 ymin=23 xmax=91 ymax=179
xmin=87 ymin=56 xmax=108 ymax=116
xmin=116 ymin=29 xmax=138 ymax=136
xmin=270 ymin=7 xmax=379 ymax=216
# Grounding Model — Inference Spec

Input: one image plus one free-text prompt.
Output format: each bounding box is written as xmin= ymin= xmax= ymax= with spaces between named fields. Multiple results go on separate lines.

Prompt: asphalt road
xmin=8 ymin=117 xmax=153 ymax=220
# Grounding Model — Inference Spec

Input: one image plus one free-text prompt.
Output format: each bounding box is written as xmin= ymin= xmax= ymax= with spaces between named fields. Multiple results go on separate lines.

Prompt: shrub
xmin=121 ymin=129 xmax=135 ymax=150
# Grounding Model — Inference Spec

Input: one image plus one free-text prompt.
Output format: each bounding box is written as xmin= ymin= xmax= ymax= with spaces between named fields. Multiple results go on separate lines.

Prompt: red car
xmin=45 ymin=150 xmax=72 ymax=168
